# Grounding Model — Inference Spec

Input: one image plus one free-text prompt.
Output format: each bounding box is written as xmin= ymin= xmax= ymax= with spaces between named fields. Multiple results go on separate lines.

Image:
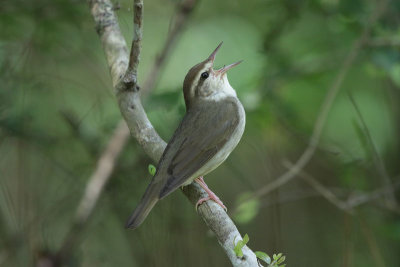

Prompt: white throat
xmin=209 ymin=75 xmax=237 ymax=101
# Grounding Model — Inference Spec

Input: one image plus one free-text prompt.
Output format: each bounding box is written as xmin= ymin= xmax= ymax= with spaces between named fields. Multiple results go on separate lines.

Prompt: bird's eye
xmin=200 ymin=72 xmax=209 ymax=79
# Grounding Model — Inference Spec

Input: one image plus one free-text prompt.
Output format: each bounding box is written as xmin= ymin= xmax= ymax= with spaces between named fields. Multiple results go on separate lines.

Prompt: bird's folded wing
xmin=157 ymin=99 xmax=240 ymax=199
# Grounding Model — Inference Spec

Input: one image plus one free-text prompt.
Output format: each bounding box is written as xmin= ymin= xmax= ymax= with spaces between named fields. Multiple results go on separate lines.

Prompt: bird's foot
xmin=195 ymin=177 xmax=227 ymax=212
xmin=196 ymin=195 xmax=227 ymax=211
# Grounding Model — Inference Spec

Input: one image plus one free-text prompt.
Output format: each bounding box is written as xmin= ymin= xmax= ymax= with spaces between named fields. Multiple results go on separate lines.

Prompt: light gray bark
xmin=89 ymin=0 xmax=259 ymax=266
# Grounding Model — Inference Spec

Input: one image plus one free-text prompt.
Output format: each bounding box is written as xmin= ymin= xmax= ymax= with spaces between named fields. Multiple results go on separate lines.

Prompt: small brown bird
xmin=126 ymin=42 xmax=245 ymax=229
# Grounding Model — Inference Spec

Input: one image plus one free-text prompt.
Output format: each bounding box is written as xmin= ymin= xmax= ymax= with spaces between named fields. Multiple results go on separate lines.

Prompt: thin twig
xmin=346 ymin=178 xmax=400 ymax=209
xmin=281 ymin=161 xmax=350 ymax=212
xmin=128 ymin=0 xmax=143 ymax=73
xmin=347 ymin=92 xmax=397 ymax=207
xmin=59 ymin=0 xmax=194 ymax=254
xmin=367 ymin=37 xmax=400 ymax=47
xmin=283 ymin=161 xmax=400 ymax=213
xmin=250 ymin=0 xmax=388 ymax=200
xmin=119 ymin=0 xmax=143 ymax=92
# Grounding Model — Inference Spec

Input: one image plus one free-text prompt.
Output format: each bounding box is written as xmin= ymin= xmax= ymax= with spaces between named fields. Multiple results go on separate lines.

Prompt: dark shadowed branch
xmin=282 ymin=161 xmax=400 ymax=213
xmin=348 ymin=92 xmax=397 ymax=207
xmin=249 ymin=0 xmax=389 ymax=201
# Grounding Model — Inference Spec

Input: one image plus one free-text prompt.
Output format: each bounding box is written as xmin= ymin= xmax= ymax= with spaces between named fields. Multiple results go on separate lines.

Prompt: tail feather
xmin=125 ymin=181 xmax=161 ymax=229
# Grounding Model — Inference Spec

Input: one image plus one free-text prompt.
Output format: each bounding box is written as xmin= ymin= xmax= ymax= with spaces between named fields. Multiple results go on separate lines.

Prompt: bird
xmin=126 ymin=42 xmax=246 ymax=229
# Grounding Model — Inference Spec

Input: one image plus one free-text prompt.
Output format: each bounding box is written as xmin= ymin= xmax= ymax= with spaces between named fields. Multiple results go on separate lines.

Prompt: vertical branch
xmin=342 ymin=213 xmax=353 ymax=267
xmin=123 ymin=0 xmax=143 ymax=89
xmin=358 ymin=218 xmax=386 ymax=267
xmin=90 ymin=0 xmax=129 ymax=87
xmin=129 ymin=0 xmax=143 ymax=73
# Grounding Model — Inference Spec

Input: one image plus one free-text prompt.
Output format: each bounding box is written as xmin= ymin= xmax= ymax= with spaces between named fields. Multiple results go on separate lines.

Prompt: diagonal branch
xmin=346 ymin=178 xmax=400 ymax=210
xmin=55 ymin=0 xmax=259 ymax=266
xmin=112 ymin=1 xmax=259 ymax=265
xmin=283 ymin=160 xmax=400 ymax=213
xmin=249 ymin=0 xmax=389 ymax=201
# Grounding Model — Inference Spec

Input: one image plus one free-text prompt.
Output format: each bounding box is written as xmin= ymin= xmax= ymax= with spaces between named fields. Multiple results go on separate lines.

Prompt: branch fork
xmin=79 ymin=0 xmax=260 ymax=266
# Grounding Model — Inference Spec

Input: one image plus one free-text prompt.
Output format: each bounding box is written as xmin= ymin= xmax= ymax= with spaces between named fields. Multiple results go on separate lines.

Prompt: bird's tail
xmin=125 ymin=181 xmax=161 ymax=229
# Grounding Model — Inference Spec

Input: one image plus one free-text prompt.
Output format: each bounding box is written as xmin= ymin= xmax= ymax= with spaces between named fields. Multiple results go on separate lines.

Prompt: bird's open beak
xmin=216 ymin=60 xmax=243 ymax=75
xmin=207 ymin=42 xmax=223 ymax=63
xmin=207 ymin=42 xmax=242 ymax=75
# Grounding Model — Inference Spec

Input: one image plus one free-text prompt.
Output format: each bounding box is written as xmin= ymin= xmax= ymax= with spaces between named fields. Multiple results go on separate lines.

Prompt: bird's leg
xmin=195 ymin=176 xmax=227 ymax=211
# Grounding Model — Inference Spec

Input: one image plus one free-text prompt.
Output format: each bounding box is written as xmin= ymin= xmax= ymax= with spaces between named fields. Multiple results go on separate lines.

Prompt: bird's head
xmin=183 ymin=42 xmax=242 ymax=110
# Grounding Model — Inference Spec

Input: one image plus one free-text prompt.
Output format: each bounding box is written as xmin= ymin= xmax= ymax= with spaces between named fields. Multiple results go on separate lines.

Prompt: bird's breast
xmin=183 ymin=97 xmax=245 ymax=185
xmin=210 ymin=98 xmax=245 ymax=166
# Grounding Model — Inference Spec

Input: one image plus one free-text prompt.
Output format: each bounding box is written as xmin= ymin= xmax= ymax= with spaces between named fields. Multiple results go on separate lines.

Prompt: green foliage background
xmin=1 ymin=0 xmax=399 ymax=266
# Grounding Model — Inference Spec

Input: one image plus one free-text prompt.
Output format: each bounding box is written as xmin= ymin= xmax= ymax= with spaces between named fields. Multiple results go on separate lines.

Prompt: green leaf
xmin=233 ymin=242 xmax=243 ymax=258
xmin=233 ymin=234 xmax=250 ymax=258
xmin=242 ymin=233 xmax=249 ymax=244
xmin=277 ymin=255 xmax=286 ymax=264
xmin=148 ymin=164 xmax=156 ymax=176
xmin=234 ymin=192 xmax=260 ymax=224
xmin=255 ymin=251 xmax=271 ymax=264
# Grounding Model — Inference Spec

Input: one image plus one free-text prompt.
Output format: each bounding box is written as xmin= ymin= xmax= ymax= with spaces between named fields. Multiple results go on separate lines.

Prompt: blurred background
xmin=1 ymin=0 xmax=400 ymax=266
